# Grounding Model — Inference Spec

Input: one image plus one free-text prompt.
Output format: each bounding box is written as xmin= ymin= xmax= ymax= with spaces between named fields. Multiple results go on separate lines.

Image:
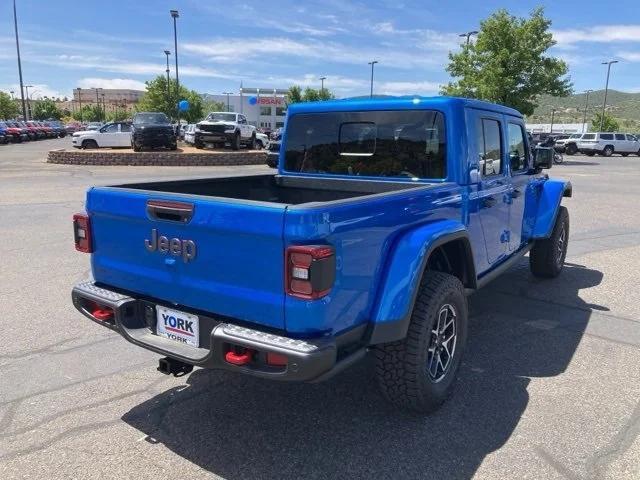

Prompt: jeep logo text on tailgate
xmin=145 ymin=228 xmax=196 ymax=263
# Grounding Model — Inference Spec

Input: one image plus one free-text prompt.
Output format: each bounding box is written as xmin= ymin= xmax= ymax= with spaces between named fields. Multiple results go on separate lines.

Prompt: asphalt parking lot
xmin=1 ymin=138 xmax=639 ymax=480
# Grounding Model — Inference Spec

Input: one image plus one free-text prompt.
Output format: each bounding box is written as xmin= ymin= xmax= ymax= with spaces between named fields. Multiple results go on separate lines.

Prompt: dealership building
xmin=204 ymin=87 xmax=289 ymax=130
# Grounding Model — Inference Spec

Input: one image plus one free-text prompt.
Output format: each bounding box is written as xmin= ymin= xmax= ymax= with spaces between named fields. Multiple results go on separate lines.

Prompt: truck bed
xmin=115 ymin=174 xmax=422 ymax=206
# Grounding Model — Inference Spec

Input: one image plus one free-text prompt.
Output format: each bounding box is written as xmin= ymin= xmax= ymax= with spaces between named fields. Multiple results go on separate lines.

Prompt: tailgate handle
xmin=147 ymin=200 xmax=194 ymax=223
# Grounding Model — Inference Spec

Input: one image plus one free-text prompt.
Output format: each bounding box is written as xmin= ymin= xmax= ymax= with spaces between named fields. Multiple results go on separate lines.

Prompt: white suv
xmin=555 ymin=133 xmax=586 ymax=155
xmin=72 ymin=122 xmax=132 ymax=149
xmin=577 ymin=132 xmax=640 ymax=157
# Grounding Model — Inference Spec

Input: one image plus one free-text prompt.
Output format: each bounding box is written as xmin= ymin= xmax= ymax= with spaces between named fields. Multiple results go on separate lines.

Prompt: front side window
xmin=615 ymin=133 xmax=626 ymax=140
xmin=284 ymin=110 xmax=447 ymax=179
xmin=507 ymin=123 xmax=527 ymax=172
xmin=102 ymin=123 xmax=118 ymax=133
xmin=120 ymin=123 xmax=132 ymax=133
xmin=477 ymin=118 xmax=502 ymax=177
xmin=627 ymin=134 xmax=638 ymax=141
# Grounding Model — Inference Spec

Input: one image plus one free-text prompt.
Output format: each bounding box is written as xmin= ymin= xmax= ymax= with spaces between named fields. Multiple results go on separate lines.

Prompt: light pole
xmin=101 ymin=93 xmax=106 ymax=121
xmin=582 ymin=89 xmax=593 ymax=132
xmin=13 ymin=0 xmax=27 ymax=120
xmin=600 ymin=60 xmax=618 ymax=131
xmin=222 ymin=92 xmax=233 ymax=112
xmin=170 ymin=10 xmax=180 ymax=123
xmin=24 ymin=85 xmax=33 ymax=120
xmin=319 ymin=76 xmax=326 ymax=93
xmin=459 ymin=30 xmax=478 ymax=47
xmin=368 ymin=60 xmax=378 ymax=98
xmin=164 ymin=50 xmax=171 ymax=115
xmin=549 ymin=108 xmax=556 ymax=134
xmin=76 ymin=87 xmax=83 ymax=122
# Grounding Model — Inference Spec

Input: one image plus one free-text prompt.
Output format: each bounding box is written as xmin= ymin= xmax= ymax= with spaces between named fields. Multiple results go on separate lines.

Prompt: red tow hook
xmin=92 ymin=307 xmax=114 ymax=321
xmin=225 ymin=348 xmax=253 ymax=366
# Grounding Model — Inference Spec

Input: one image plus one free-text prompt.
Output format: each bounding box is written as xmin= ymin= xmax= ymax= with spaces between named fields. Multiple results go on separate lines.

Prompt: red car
xmin=0 ymin=121 xmax=29 ymax=142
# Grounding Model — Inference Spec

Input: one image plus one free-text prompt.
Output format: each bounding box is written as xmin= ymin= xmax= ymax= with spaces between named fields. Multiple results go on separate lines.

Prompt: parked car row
xmin=0 ymin=120 xmax=67 ymax=144
xmin=534 ymin=132 xmax=640 ymax=157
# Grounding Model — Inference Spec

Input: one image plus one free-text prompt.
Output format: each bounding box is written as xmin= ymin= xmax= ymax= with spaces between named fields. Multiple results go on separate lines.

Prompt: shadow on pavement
xmin=560 ymin=159 xmax=600 ymax=166
xmin=122 ymin=262 xmax=603 ymax=479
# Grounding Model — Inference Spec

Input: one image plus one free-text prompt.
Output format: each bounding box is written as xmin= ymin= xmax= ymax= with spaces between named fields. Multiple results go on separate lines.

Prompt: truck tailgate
xmin=86 ymin=187 xmax=286 ymax=330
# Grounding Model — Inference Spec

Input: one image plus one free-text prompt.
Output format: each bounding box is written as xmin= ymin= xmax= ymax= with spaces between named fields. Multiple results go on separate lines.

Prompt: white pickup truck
xmin=194 ymin=112 xmax=256 ymax=150
xmin=72 ymin=122 xmax=132 ymax=149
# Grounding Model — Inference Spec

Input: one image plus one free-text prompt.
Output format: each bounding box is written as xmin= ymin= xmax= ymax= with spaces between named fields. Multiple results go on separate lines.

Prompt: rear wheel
xmin=530 ymin=206 xmax=569 ymax=278
xmin=602 ymin=145 xmax=614 ymax=157
xmin=375 ymin=271 xmax=468 ymax=413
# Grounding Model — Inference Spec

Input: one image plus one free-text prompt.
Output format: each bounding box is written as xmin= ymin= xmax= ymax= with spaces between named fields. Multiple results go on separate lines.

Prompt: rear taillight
xmin=285 ymin=245 xmax=335 ymax=299
xmin=73 ymin=213 xmax=93 ymax=253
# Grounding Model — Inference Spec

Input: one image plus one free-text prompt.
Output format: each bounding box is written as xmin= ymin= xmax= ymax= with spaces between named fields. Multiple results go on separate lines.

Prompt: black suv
xmin=131 ymin=112 xmax=177 ymax=152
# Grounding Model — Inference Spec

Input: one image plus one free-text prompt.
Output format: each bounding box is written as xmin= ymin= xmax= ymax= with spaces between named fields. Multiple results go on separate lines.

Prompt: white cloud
xmin=378 ymin=81 xmax=442 ymax=96
xmin=1 ymin=83 xmax=69 ymax=99
xmin=78 ymin=78 xmax=147 ymax=90
xmin=617 ymin=51 xmax=640 ymax=62
xmin=553 ymin=25 xmax=640 ymax=46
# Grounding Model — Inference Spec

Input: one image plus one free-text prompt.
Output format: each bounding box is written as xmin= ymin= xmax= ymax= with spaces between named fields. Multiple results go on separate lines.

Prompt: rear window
xmin=599 ymin=133 xmax=614 ymax=140
xmin=284 ymin=110 xmax=446 ymax=179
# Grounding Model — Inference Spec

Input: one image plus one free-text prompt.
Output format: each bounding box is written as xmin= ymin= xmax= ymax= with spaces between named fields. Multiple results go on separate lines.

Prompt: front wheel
xmin=554 ymin=152 xmax=563 ymax=164
xmin=248 ymin=133 xmax=256 ymax=150
xmin=602 ymin=146 xmax=614 ymax=157
xmin=565 ymin=144 xmax=577 ymax=155
xmin=530 ymin=206 xmax=569 ymax=278
xmin=375 ymin=271 xmax=468 ymax=413
xmin=231 ymin=132 xmax=241 ymax=150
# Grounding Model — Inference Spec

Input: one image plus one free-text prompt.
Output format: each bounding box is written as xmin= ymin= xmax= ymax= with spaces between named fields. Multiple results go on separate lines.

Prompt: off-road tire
xmin=375 ymin=271 xmax=468 ymax=413
xmin=231 ymin=131 xmax=241 ymax=150
xmin=565 ymin=143 xmax=577 ymax=155
xmin=602 ymin=145 xmax=614 ymax=157
xmin=82 ymin=139 xmax=98 ymax=149
xmin=530 ymin=206 xmax=569 ymax=278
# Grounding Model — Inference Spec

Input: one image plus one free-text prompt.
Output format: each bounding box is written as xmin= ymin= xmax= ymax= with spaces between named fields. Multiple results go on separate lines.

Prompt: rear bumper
xmin=71 ymin=281 xmax=356 ymax=382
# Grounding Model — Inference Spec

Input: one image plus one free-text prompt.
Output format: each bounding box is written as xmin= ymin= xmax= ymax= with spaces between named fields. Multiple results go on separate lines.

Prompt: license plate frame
xmin=156 ymin=305 xmax=200 ymax=348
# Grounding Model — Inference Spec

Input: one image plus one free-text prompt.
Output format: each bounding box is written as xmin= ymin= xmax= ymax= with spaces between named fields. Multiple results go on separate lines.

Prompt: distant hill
xmin=529 ymin=90 xmax=640 ymax=128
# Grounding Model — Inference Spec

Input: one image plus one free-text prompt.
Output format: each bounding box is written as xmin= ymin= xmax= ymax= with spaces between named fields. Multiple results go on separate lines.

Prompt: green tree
xmin=72 ymin=104 xmax=102 ymax=122
xmin=0 ymin=91 xmax=20 ymax=119
xmin=136 ymin=75 xmax=204 ymax=123
xmin=33 ymin=99 xmax=62 ymax=120
xmin=591 ymin=112 xmax=619 ymax=132
xmin=441 ymin=8 xmax=572 ymax=116
xmin=285 ymin=85 xmax=334 ymax=105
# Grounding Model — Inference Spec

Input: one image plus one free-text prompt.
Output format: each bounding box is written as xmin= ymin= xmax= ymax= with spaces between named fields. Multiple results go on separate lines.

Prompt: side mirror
xmin=533 ymin=147 xmax=553 ymax=170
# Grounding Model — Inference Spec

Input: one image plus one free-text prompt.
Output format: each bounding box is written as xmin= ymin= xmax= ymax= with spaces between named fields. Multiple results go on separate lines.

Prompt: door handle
xmin=511 ymin=188 xmax=522 ymax=198
xmin=482 ymin=196 xmax=497 ymax=208
xmin=147 ymin=200 xmax=194 ymax=223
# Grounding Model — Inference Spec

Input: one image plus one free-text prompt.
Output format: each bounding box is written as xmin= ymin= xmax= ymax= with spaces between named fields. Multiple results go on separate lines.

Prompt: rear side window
xmin=477 ymin=118 xmax=502 ymax=177
xmin=600 ymin=133 xmax=613 ymax=140
xmin=615 ymin=133 xmax=626 ymax=140
xmin=284 ymin=110 xmax=447 ymax=179
xmin=507 ymin=123 xmax=527 ymax=172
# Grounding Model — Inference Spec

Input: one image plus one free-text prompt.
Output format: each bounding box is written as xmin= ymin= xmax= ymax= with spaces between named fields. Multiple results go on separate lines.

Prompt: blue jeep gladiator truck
xmin=72 ymin=96 xmax=571 ymax=412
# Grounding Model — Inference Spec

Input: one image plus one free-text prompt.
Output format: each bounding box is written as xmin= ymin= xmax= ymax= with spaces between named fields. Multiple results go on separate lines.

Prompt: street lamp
xmin=101 ymin=93 xmax=106 ymax=121
xmin=222 ymin=92 xmax=233 ymax=112
xmin=170 ymin=10 xmax=180 ymax=122
xmin=459 ymin=30 xmax=478 ymax=47
xmin=549 ymin=108 xmax=557 ymax=134
xmin=582 ymin=89 xmax=593 ymax=133
xmin=12 ymin=0 xmax=27 ymax=120
xmin=368 ymin=60 xmax=378 ymax=98
xmin=164 ymin=50 xmax=171 ymax=113
xmin=319 ymin=76 xmax=326 ymax=92
xmin=600 ymin=60 xmax=619 ymax=131
xmin=76 ymin=87 xmax=83 ymax=122
xmin=24 ymin=85 xmax=33 ymax=120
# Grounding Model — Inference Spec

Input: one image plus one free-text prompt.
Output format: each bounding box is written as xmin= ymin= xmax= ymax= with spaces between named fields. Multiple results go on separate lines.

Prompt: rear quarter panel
xmin=283 ymin=184 xmax=464 ymax=336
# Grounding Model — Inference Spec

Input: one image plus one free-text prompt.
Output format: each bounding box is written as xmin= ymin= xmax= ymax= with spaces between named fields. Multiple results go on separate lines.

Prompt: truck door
xmin=505 ymin=120 xmax=531 ymax=251
xmin=473 ymin=113 xmax=511 ymax=264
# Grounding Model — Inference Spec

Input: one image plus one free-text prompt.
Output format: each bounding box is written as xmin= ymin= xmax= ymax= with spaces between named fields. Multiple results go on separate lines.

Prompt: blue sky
xmin=1 ymin=0 xmax=640 ymax=100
